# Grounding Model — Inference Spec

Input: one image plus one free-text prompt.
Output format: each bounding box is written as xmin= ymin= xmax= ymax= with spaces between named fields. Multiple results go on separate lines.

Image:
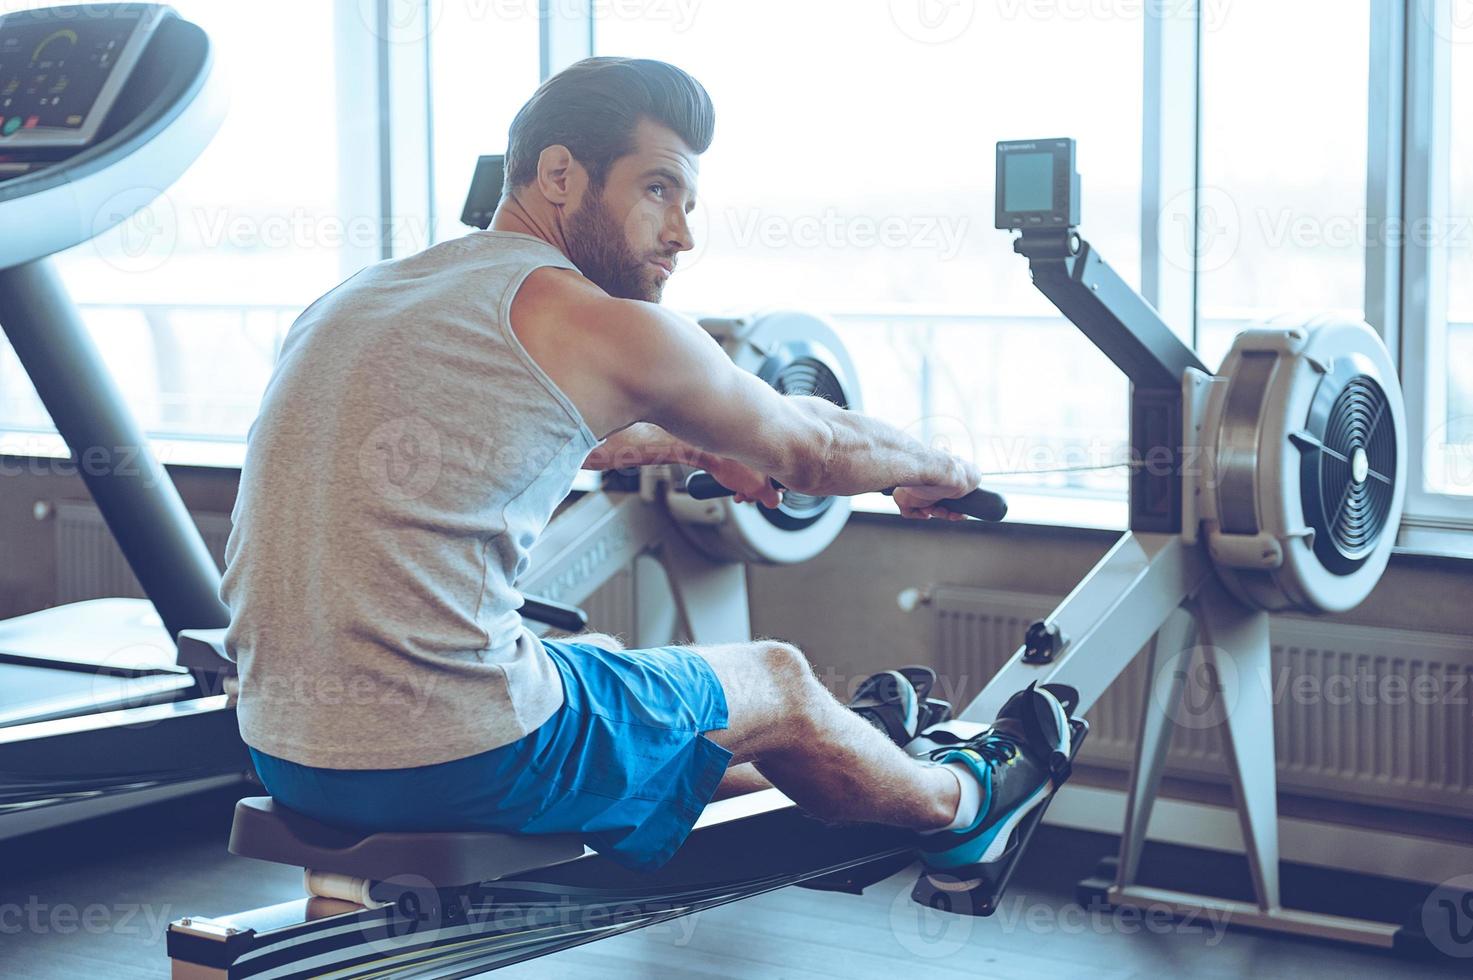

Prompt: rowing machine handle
xmin=520 ymin=595 xmax=589 ymax=632
xmin=684 ymin=472 xmax=1008 ymax=523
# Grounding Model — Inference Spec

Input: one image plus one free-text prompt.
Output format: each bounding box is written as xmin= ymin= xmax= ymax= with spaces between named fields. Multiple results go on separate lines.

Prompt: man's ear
xmin=536 ymin=144 xmax=584 ymax=206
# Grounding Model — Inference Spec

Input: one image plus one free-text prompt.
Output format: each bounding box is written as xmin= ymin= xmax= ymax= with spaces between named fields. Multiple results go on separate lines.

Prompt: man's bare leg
xmin=693 ymin=641 xmax=959 ymax=830
xmin=714 ymin=763 xmax=771 ymax=799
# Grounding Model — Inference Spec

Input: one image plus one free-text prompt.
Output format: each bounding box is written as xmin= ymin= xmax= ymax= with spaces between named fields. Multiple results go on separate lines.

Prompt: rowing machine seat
xmin=228 ymin=797 xmax=586 ymax=888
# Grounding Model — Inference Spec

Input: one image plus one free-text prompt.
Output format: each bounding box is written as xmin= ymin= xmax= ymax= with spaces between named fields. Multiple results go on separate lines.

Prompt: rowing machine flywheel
xmin=1196 ymin=316 xmax=1406 ymax=612
xmin=671 ymin=311 xmax=862 ymax=565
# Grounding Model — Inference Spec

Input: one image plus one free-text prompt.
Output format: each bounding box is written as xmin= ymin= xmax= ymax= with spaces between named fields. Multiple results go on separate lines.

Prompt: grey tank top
xmin=221 ymin=232 xmax=596 ymax=769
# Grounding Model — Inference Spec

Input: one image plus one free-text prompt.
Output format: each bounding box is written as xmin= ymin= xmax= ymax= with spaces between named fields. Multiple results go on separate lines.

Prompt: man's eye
xmin=648 ymin=183 xmax=666 ymax=198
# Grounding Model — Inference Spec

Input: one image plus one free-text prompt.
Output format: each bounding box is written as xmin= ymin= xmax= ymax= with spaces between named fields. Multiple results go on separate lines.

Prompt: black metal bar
xmin=1018 ymin=234 xmax=1206 ymax=390
xmin=0 ymin=259 xmax=229 ymax=638
xmin=1015 ymin=232 xmax=1205 ymax=533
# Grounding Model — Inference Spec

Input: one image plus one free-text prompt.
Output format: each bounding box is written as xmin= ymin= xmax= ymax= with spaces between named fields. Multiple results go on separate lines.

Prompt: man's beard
xmin=564 ymin=185 xmax=667 ymax=302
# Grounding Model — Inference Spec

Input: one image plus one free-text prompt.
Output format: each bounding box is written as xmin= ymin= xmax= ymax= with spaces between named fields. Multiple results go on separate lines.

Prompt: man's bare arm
xmin=583 ymin=423 xmax=710 ymax=472
xmin=589 ymin=300 xmax=979 ymax=500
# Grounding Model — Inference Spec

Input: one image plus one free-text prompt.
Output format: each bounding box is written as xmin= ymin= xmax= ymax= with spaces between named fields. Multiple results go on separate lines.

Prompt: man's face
xmin=564 ymin=118 xmax=699 ymax=303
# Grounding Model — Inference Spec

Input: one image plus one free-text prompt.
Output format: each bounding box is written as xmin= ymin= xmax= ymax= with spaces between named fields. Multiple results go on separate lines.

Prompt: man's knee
xmin=756 ymin=641 xmax=825 ymax=707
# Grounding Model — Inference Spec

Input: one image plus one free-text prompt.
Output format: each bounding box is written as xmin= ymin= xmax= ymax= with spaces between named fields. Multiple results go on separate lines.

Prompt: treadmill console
xmin=0 ymin=4 xmax=169 ymax=149
xmin=994 ymin=137 xmax=1080 ymax=231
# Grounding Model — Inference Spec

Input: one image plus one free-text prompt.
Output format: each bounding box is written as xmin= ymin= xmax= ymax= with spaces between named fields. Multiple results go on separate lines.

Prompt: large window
xmin=1405 ymin=0 xmax=1473 ymax=514
xmin=427 ymin=3 xmax=540 ymax=242
xmin=0 ymin=0 xmax=372 ymax=458
xmin=0 ymin=1 xmax=1466 ymax=537
xmin=1439 ymin=16 xmax=1473 ymax=500
xmin=595 ymin=1 xmax=1143 ymax=504
xmin=1196 ymin=0 xmax=1371 ymax=370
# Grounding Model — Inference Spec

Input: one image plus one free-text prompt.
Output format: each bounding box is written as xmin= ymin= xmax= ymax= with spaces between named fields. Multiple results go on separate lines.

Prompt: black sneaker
xmin=916 ymin=682 xmax=1073 ymax=882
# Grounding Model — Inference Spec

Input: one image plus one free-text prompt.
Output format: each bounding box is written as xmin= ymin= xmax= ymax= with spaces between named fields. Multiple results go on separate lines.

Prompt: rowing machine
xmin=945 ymin=138 xmax=1410 ymax=946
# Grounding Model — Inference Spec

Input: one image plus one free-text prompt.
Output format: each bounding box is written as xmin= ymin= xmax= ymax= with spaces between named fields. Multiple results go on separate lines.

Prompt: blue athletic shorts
xmin=247 ymin=638 xmax=734 ymax=872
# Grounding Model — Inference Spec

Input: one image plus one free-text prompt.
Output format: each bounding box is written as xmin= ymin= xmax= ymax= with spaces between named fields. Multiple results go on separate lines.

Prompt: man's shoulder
xmin=514 ymin=267 xmax=669 ymax=338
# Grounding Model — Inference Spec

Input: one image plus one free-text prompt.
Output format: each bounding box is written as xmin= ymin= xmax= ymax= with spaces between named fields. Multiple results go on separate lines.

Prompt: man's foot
xmin=916 ymin=682 xmax=1073 ymax=884
xmin=848 ymin=667 xmax=952 ymax=747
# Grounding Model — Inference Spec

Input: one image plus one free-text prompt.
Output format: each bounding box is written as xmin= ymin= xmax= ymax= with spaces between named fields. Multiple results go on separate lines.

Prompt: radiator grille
xmin=924 ymin=584 xmax=1473 ymax=817
xmin=56 ymin=502 xmax=646 ymax=640
xmin=54 ymin=501 xmax=232 ymax=603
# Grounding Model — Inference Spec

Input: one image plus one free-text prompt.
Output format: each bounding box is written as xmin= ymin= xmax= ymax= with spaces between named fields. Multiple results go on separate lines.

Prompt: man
xmin=222 ymin=57 xmax=1067 ymax=881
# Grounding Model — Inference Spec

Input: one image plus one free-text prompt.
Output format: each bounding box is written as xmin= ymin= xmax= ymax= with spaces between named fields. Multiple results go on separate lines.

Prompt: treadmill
xmin=0 ymin=3 xmax=248 ymax=838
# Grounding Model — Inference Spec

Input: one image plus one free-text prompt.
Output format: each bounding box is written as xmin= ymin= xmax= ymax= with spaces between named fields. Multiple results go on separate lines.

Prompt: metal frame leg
xmin=1193 ymin=579 xmax=1280 ymax=911
xmin=1116 ymin=604 xmax=1196 ymax=889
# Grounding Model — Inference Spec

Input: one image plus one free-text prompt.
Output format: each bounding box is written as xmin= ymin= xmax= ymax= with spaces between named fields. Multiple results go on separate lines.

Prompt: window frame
xmin=1398 ymin=0 xmax=1473 ymax=533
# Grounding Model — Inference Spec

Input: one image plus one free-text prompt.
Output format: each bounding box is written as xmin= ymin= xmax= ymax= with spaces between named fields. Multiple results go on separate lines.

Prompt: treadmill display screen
xmin=0 ymin=15 xmax=141 ymax=134
xmin=1003 ymin=152 xmax=1055 ymax=214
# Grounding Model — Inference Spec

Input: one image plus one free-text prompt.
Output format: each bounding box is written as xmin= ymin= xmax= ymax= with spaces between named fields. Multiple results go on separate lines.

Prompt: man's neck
xmin=489 ymin=192 xmax=571 ymax=258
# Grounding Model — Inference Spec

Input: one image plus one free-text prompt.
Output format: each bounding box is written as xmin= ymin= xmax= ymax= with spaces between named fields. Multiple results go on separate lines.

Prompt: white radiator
xmin=54 ymin=501 xmax=233 ymax=602
xmin=55 ymin=501 xmax=644 ymax=638
xmin=920 ymin=584 xmax=1473 ymax=818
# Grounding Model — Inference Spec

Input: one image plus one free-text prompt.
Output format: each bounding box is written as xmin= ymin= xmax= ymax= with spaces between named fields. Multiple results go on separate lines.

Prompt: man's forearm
xmin=794 ymin=397 xmax=962 ymax=496
xmin=583 ymin=423 xmax=715 ymax=472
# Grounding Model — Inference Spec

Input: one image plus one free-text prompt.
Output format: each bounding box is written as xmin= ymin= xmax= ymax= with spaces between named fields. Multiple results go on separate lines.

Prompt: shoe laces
xmin=933 ymin=728 xmax=1022 ymax=767
xmin=971 ymin=730 xmax=1022 ymax=766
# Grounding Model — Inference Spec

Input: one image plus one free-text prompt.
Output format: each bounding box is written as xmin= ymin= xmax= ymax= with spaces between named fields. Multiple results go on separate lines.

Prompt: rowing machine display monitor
xmin=995 ymin=138 xmax=1080 ymax=231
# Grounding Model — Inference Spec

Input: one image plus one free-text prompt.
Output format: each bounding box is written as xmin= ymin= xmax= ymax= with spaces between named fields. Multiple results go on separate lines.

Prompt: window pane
xmin=0 ymin=1 xmax=359 ymax=446
xmin=1432 ymin=21 xmax=1473 ymax=498
xmin=428 ymin=5 xmax=540 ymax=242
xmin=1197 ymin=1 xmax=1370 ymax=370
xmin=596 ymin=1 xmax=1142 ymax=497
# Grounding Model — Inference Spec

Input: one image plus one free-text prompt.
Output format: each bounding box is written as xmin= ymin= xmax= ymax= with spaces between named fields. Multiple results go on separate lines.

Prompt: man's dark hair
xmin=504 ymin=57 xmax=714 ymax=192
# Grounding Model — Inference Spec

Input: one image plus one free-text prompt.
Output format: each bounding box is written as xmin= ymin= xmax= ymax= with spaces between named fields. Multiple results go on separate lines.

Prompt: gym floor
xmin=3 ymin=786 xmax=1461 ymax=979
